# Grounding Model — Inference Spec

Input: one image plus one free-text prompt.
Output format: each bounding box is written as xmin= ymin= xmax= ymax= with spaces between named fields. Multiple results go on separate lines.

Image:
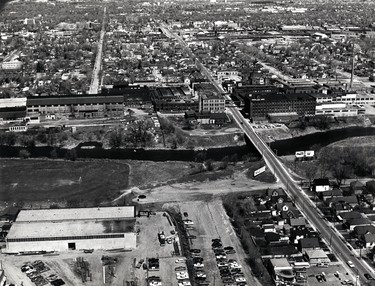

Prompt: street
xmin=88 ymin=7 xmax=106 ymax=95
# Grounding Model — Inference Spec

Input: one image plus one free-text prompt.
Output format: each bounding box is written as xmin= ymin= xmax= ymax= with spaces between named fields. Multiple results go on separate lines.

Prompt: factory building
xmin=5 ymin=206 xmax=137 ymax=253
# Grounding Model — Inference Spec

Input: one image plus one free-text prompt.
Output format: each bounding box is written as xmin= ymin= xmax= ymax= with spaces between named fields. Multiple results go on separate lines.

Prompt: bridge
xmin=160 ymin=23 xmax=374 ymax=284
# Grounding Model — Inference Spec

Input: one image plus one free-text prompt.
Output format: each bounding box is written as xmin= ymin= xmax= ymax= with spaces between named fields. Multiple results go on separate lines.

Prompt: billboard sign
xmin=295 ymin=151 xmax=305 ymax=158
xmin=254 ymin=166 xmax=266 ymax=177
xmin=305 ymin=150 xmax=315 ymax=158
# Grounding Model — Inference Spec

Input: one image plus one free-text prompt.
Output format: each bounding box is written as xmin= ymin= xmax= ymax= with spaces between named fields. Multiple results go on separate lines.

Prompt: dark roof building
xmin=247 ymin=93 xmax=316 ymax=120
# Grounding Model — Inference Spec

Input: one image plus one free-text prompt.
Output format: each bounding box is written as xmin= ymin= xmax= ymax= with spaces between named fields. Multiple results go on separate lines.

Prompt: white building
xmin=315 ymin=102 xmax=364 ymax=117
xmin=5 ymin=206 xmax=137 ymax=253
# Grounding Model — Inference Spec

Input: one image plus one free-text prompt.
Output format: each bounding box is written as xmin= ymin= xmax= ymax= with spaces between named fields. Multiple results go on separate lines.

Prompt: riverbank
xmin=256 ymin=117 xmax=373 ymax=143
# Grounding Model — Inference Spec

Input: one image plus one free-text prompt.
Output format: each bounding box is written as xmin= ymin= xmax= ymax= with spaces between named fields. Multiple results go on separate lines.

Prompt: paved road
xmin=89 ymin=7 xmax=106 ymax=95
xmin=161 ymin=23 xmax=375 ymax=284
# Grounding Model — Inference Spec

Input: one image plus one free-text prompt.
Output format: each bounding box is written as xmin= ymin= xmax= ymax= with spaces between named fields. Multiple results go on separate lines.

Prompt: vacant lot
xmin=0 ymin=159 xmax=130 ymax=203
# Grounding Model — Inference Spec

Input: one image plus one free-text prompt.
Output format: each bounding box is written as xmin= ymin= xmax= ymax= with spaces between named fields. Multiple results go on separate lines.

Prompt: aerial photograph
xmin=1 ymin=0 xmax=375 ymax=285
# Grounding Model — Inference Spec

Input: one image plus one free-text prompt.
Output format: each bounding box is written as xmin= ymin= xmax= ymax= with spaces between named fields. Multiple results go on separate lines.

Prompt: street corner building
xmin=4 ymin=206 xmax=137 ymax=253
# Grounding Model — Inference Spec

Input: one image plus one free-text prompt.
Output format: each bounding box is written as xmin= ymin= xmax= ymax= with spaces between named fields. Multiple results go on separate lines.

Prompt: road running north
xmin=88 ymin=7 xmax=106 ymax=95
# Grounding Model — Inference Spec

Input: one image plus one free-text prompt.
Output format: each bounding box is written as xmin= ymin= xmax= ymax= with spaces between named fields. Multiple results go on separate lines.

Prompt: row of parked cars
xmin=211 ymin=238 xmax=247 ymax=286
xmin=21 ymin=260 xmax=65 ymax=286
xmin=175 ymin=258 xmax=191 ymax=286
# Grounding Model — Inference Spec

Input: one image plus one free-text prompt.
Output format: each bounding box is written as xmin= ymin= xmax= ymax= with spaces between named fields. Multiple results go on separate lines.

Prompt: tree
xmin=19 ymin=149 xmax=30 ymax=159
xmin=65 ymin=149 xmax=77 ymax=161
xmin=109 ymin=129 xmax=124 ymax=148
xmin=50 ymin=149 xmax=58 ymax=159
xmin=195 ymin=151 xmax=207 ymax=162
xmin=205 ymin=159 xmax=214 ymax=171
xmin=304 ymin=163 xmax=318 ymax=185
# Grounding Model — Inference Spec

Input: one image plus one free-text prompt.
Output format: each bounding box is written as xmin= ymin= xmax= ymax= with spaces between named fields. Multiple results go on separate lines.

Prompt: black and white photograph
xmin=1 ymin=0 xmax=375 ymax=285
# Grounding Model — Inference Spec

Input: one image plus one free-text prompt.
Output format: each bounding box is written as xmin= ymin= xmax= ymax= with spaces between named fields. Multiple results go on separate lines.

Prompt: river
xmin=1 ymin=126 xmax=375 ymax=161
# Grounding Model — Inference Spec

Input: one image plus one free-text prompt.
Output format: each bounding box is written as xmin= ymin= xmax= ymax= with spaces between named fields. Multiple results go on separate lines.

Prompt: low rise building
xmin=5 ymin=206 xmax=137 ymax=253
xmin=304 ymin=249 xmax=330 ymax=264
xmin=269 ymin=258 xmax=295 ymax=286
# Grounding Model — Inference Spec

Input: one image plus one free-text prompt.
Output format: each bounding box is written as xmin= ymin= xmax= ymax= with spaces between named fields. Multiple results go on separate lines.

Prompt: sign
xmin=295 ymin=151 xmax=305 ymax=158
xmin=254 ymin=166 xmax=266 ymax=177
xmin=305 ymin=150 xmax=315 ymax=157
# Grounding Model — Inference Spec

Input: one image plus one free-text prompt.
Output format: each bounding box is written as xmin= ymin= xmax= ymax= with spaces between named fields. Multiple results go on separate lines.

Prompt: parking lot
xmin=177 ymin=199 xmax=263 ymax=286
xmin=306 ymin=264 xmax=357 ymax=286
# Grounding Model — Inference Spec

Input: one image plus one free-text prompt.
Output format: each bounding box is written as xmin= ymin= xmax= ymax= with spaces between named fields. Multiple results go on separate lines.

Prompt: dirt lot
xmin=1 ymin=212 xmax=182 ymax=286
xmin=128 ymin=168 xmax=282 ymax=204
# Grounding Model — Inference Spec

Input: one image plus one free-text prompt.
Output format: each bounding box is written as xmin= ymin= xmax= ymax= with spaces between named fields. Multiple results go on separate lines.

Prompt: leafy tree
xmin=304 ymin=164 xmax=318 ymax=185
xmin=205 ymin=159 xmax=214 ymax=171
xmin=19 ymin=149 xmax=30 ymax=159
xmin=109 ymin=129 xmax=124 ymax=148
xmin=65 ymin=149 xmax=77 ymax=161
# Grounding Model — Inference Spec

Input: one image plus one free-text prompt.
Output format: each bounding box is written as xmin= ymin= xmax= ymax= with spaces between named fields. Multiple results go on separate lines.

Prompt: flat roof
xmin=270 ymin=258 xmax=291 ymax=268
xmin=16 ymin=206 xmax=135 ymax=222
xmin=7 ymin=219 xmax=135 ymax=239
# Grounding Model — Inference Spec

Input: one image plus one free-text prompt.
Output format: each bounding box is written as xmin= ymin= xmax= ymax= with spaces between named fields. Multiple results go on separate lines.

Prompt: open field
xmin=0 ymin=159 xmax=130 ymax=203
xmin=0 ymin=158 xmax=279 ymax=209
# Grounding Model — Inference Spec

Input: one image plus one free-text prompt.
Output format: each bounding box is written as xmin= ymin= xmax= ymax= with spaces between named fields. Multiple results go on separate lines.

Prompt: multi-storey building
xmin=248 ymin=93 xmax=317 ymax=120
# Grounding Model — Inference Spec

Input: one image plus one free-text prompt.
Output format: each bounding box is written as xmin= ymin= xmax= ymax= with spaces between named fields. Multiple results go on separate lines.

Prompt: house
xmin=331 ymin=201 xmax=352 ymax=215
xmin=268 ymin=258 xmax=295 ymax=286
xmin=194 ymin=111 xmax=229 ymax=125
xmin=289 ymin=218 xmax=306 ymax=229
xmin=353 ymin=225 xmax=375 ymax=238
xmin=363 ymin=233 xmax=375 ymax=249
xmin=337 ymin=211 xmax=363 ymax=223
xmin=319 ymin=188 xmax=343 ymax=201
xmin=299 ymin=237 xmax=320 ymax=252
xmin=313 ymin=178 xmax=330 ymax=192
xmin=265 ymin=232 xmax=281 ymax=245
xmin=290 ymin=229 xmax=310 ymax=244
xmin=350 ymin=181 xmax=365 ymax=195
xmin=329 ymin=196 xmax=358 ymax=208
xmin=345 ymin=218 xmax=372 ymax=231
xmin=304 ymin=249 xmax=330 ymax=264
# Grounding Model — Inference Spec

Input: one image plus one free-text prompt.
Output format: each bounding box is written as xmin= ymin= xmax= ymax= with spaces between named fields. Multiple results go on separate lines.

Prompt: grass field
xmin=0 ymin=159 xmax=130 ymax=203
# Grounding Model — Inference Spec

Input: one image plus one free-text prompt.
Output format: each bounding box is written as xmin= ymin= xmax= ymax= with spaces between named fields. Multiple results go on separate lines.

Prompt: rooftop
xmin=15 ymin=206 xmax=135 ymax=222
xmin=270 ymin=258 xmax=292 ymax=269
xmin=7 ymin=219 xmax=135 ymax=239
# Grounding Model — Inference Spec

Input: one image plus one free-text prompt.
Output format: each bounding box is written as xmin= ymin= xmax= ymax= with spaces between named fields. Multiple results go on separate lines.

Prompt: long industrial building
xmin=5 ymin=206 xmax=137 ymax=253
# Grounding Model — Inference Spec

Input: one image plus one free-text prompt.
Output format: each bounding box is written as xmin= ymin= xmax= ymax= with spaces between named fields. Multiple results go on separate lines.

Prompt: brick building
xmin=247 ymin=93 xmax=316 ymax=120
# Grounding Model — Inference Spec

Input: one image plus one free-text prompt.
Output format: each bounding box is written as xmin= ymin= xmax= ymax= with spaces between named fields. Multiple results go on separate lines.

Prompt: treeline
xmin=304 ymin=146 xmax=375 ymax=186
